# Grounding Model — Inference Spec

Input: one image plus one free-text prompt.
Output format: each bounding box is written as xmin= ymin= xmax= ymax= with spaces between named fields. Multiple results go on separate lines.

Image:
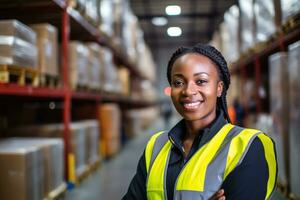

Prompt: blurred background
xmin=0 ymin=0 xmax=299 ymax=199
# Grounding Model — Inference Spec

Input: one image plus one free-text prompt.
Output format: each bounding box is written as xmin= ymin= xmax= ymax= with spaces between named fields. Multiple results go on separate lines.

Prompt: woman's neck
xmin=184 ymin=111 xmax=217 ymax=140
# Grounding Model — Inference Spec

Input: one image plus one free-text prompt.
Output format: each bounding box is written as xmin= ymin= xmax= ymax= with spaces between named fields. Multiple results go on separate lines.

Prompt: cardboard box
xmin=268 ymin=52 xmax=290 ymax=186
xmin=0 ymin=138 xmax=64 ymax=197
xmin=288 ymin=41 xmax=300 ymax=198
xmin=69 ymin=41 xmax=89 ymax=89
xmin=86 ymin=43 xmax=101 ymax=90
xmin=0 ymin=20 xmax=36 ymax=44
xmin=98 ymin=104 xmax=121 ymax=157
xmin=30 ymin=23 xmax=58 ymax=76
xmin=0 ymin=141 xmax=44 ymax=200
xmin=83 ymin=120 xmax=100 ymax=165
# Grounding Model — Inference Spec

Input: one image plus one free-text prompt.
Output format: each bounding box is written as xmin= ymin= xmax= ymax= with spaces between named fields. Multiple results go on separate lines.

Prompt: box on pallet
xmin=83 ymin=120 xmax=101 ymax=166
xmin=7 ymin=121 xmax=100 ymax=183
xmin=0 ymin=141 xmax=44 ymax=200
xmin=69 ymin=41 xmax=89 ymax=90
xmin=222 ymin=5 xmax=240 ymax=63
xmin=253 ymin=0 xmax=277 ymax=43
xmin=101 ymin=48 xmax=119 ymax=93
xmin=239 ymin=0 xmax=255 ymax=54
xmin=0 ymin=20 xmax=37 ymax=68
xmin=99 ymin=0 xmax=114 ymax=36
xmin=280 ymin=0 xmax=300 ymax=24
xmin=98 ymin=104 xmax=121 ymax=157
xmin=30 ymin=23 xmax=58 ymax=76
xmin=288 ymin=41 xmax=300 ymax=198
xmin=0 ymin=138 xmax=64 ymax=198
xmin=268 ymin=52 xmax=290 ymax=187
xmin=86 ymin=42 xmax=102 ymax=90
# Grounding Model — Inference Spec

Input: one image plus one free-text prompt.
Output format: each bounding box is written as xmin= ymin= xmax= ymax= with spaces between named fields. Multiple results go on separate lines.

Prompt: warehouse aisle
xmin=64 ymin=118 xmax=166 ymax=200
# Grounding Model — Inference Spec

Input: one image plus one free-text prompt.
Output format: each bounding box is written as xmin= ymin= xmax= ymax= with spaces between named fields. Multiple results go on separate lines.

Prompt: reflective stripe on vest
xmin=145 ymin=123 xmax=277 ymax=200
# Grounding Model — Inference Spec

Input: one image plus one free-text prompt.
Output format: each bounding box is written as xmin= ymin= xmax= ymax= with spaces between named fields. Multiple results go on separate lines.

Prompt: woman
xmin=123 ymin=44 xmax=277 ymax=200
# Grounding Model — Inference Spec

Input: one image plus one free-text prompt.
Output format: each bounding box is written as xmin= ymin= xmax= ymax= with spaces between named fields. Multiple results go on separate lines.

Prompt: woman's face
xmin=170 ymin=53 xmax=223 ymax=122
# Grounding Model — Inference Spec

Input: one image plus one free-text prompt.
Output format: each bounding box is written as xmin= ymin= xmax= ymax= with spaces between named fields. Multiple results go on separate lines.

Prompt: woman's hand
xmin=209 ymin=189 xmax=225 ymax=200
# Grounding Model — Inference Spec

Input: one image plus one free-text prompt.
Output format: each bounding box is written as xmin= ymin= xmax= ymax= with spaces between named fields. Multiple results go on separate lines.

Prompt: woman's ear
xmin=217 ymin=81 xmax=224 ymax=97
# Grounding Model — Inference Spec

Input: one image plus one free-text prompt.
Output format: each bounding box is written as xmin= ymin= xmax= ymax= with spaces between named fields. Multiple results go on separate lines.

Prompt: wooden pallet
xmin=45 ymin=183 xmax=67 ymax=200
xmin=89 ymin=158 xmax=102 ymax=172
xmin=75 ymin=166 xmax=90 ymax=185
xmin=39 ymin=74 xmax=60 ymax=88
xmin=0 ymin=64 xmax=39 ymax=86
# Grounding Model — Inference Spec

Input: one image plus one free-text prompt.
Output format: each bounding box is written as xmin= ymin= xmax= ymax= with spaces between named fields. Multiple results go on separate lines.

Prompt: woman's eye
xmin=172 ymin=80 xmax=184 ymax=87
xmin=196 ymin=79 xmax=207 ymax=85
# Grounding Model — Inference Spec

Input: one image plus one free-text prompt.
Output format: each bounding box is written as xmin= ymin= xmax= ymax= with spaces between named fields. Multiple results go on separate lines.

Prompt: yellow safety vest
xmin=145 ymin=123 xmax=277 ymax=200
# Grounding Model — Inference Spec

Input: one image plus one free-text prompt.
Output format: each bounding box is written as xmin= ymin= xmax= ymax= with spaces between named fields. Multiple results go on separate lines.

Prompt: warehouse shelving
xmin=231 ymin=25 xmax=300 ymax=114
xmin=0 ymin=0 xmax=156 ymax=186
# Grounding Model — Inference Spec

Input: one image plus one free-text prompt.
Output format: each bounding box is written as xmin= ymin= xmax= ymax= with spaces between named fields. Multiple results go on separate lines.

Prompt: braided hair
xmin=167 ymin=43 xmax=231 ymax=123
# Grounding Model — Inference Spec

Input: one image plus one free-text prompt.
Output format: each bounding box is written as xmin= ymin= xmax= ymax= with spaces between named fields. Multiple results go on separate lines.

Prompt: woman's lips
xmin=182 ymin=101 xmax=201 ymax=110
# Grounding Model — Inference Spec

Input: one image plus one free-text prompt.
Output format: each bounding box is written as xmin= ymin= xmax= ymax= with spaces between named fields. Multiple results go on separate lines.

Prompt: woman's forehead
xmin=172 ymin=53 xmax=218 ymax=74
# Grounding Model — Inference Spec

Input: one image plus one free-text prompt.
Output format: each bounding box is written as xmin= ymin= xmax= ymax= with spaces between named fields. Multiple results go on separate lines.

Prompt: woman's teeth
xmin=183 ymin=102 xmax=200 ymax=109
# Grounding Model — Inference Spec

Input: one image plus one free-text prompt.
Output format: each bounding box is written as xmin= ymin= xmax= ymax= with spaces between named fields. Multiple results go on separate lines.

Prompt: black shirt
xmin=122 ymin=112 xmax=275 ymax=200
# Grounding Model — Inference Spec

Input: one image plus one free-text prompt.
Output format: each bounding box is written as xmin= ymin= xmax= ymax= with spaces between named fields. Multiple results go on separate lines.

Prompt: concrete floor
xmin=64 ymin=117 xmax=288 ymax=200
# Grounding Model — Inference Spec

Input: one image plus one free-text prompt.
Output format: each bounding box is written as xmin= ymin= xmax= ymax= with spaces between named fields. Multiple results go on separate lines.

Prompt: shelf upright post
xmin=61 ymin=3 xmax=71 ymax=184
xmin=254 ymin=55 xmax=262 ymax=113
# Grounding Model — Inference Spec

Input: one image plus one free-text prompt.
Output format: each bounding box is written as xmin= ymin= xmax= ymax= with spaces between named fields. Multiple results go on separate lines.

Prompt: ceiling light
xmin=165 ymin=5 xmax=181 ymax=16
xmin=167 ymin=27 xmax=182 ymax=37
xmin=151 ymin=17 xmax=168 ymax=26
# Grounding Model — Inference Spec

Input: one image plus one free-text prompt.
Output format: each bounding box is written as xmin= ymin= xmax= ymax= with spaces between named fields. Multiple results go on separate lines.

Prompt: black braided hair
xmin=167 ymin=43 xmax=231 ymax=123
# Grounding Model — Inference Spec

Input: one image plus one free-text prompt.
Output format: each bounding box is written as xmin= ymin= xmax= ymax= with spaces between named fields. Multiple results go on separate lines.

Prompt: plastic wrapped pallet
xmin=268 ymin=52 xmax=290 ymax=187
xmin=100 ymin=47 xmax=119 ymax=93
xmin=99 ymin=0 xmax=114 ymax=36
xmin=98 ymin=104 xmax=121 ymax=157
xmin=69 ymin=122 xmax=87 ymax=179
xmin=253 ymin=0 xmax=276 ymax=43
xmin=281 ymin=0 xmax=300 ymax=24
xmin=136 ymin=37 xmax=156 ymax=81
xmin=0 ymin=138 xmax=64 ymax=198
xmin=122 ymin=3 xmax=138 ymax=64
xmin=223 ymin=5 xmax=240 ymax=63
xmin=86 ymin=42 xmax=101 ymax=90
xmin=288 ymin=41 xmax=300 ymax=198
xmin=0 ymin=20 xmax=36 ymax=44
xmin=30 ymin=23 xmax=58 ymax=76
xmin=239 ymin=0 xmax=255 ymax=54
xmin=8 ymin=122 xmax=88 ymax=182
xmin=118 ymin=67 xmax=130 ymax=96
xmin=69 ymin=41 xmax=89 ymax=90
xmin=85 ymin=0 xmax=99 ymax=25
xmin=0 ymin=20 xmax=37 ymax=68
xmin=0 ymin=141 xmax=44 ymax=200
xmin=83 ymin=120 xmax=100 ymax=165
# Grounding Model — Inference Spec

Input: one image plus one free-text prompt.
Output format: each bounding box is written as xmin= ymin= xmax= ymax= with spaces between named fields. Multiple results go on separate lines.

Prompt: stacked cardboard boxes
xmin=0 ymin=138 xmax=64 ymax=200
xmin=0 ymin=20 xmax=37 ymax=68
xmin=30 ymin=23 xmax=58 ymax=77
xmin=268 ymin=52 xmax=290 ymax=188
xmin=98 ymin=104 xmax=121 ymax=157
xmin=288 ymin=41 xmax=300 ymax=198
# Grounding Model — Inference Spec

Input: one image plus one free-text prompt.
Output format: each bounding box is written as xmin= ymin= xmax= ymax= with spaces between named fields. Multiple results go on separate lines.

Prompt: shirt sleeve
xmin=122 ymin=151 xmax=147 ymax=200
xmin=221 ymin=137 xmax=272 ymax=200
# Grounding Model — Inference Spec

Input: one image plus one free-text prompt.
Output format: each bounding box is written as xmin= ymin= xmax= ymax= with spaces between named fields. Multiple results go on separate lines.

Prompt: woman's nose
xmin=182 ymin=82 xmax=197 ymax=96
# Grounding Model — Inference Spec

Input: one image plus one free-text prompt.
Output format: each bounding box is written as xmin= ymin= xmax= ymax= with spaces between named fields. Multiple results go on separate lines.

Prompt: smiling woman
xmin=122 ymin=44 xmax=277 ymax=200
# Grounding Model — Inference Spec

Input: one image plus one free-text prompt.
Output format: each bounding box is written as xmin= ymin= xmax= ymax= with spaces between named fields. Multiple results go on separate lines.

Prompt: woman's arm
xmin=221 ymin=137 xmax=275 ymax=199
xmin=122 ymin=151 xmax=148 ymax=200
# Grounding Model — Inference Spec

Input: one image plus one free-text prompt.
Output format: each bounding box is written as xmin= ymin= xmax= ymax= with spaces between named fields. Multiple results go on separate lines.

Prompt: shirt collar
xmin=168 ymin=110 xmax=228 ymax=150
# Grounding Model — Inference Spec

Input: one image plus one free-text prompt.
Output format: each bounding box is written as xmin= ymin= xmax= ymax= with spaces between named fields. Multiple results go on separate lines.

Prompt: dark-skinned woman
xmin=122 ymin=44 xmax=277 ymax=200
